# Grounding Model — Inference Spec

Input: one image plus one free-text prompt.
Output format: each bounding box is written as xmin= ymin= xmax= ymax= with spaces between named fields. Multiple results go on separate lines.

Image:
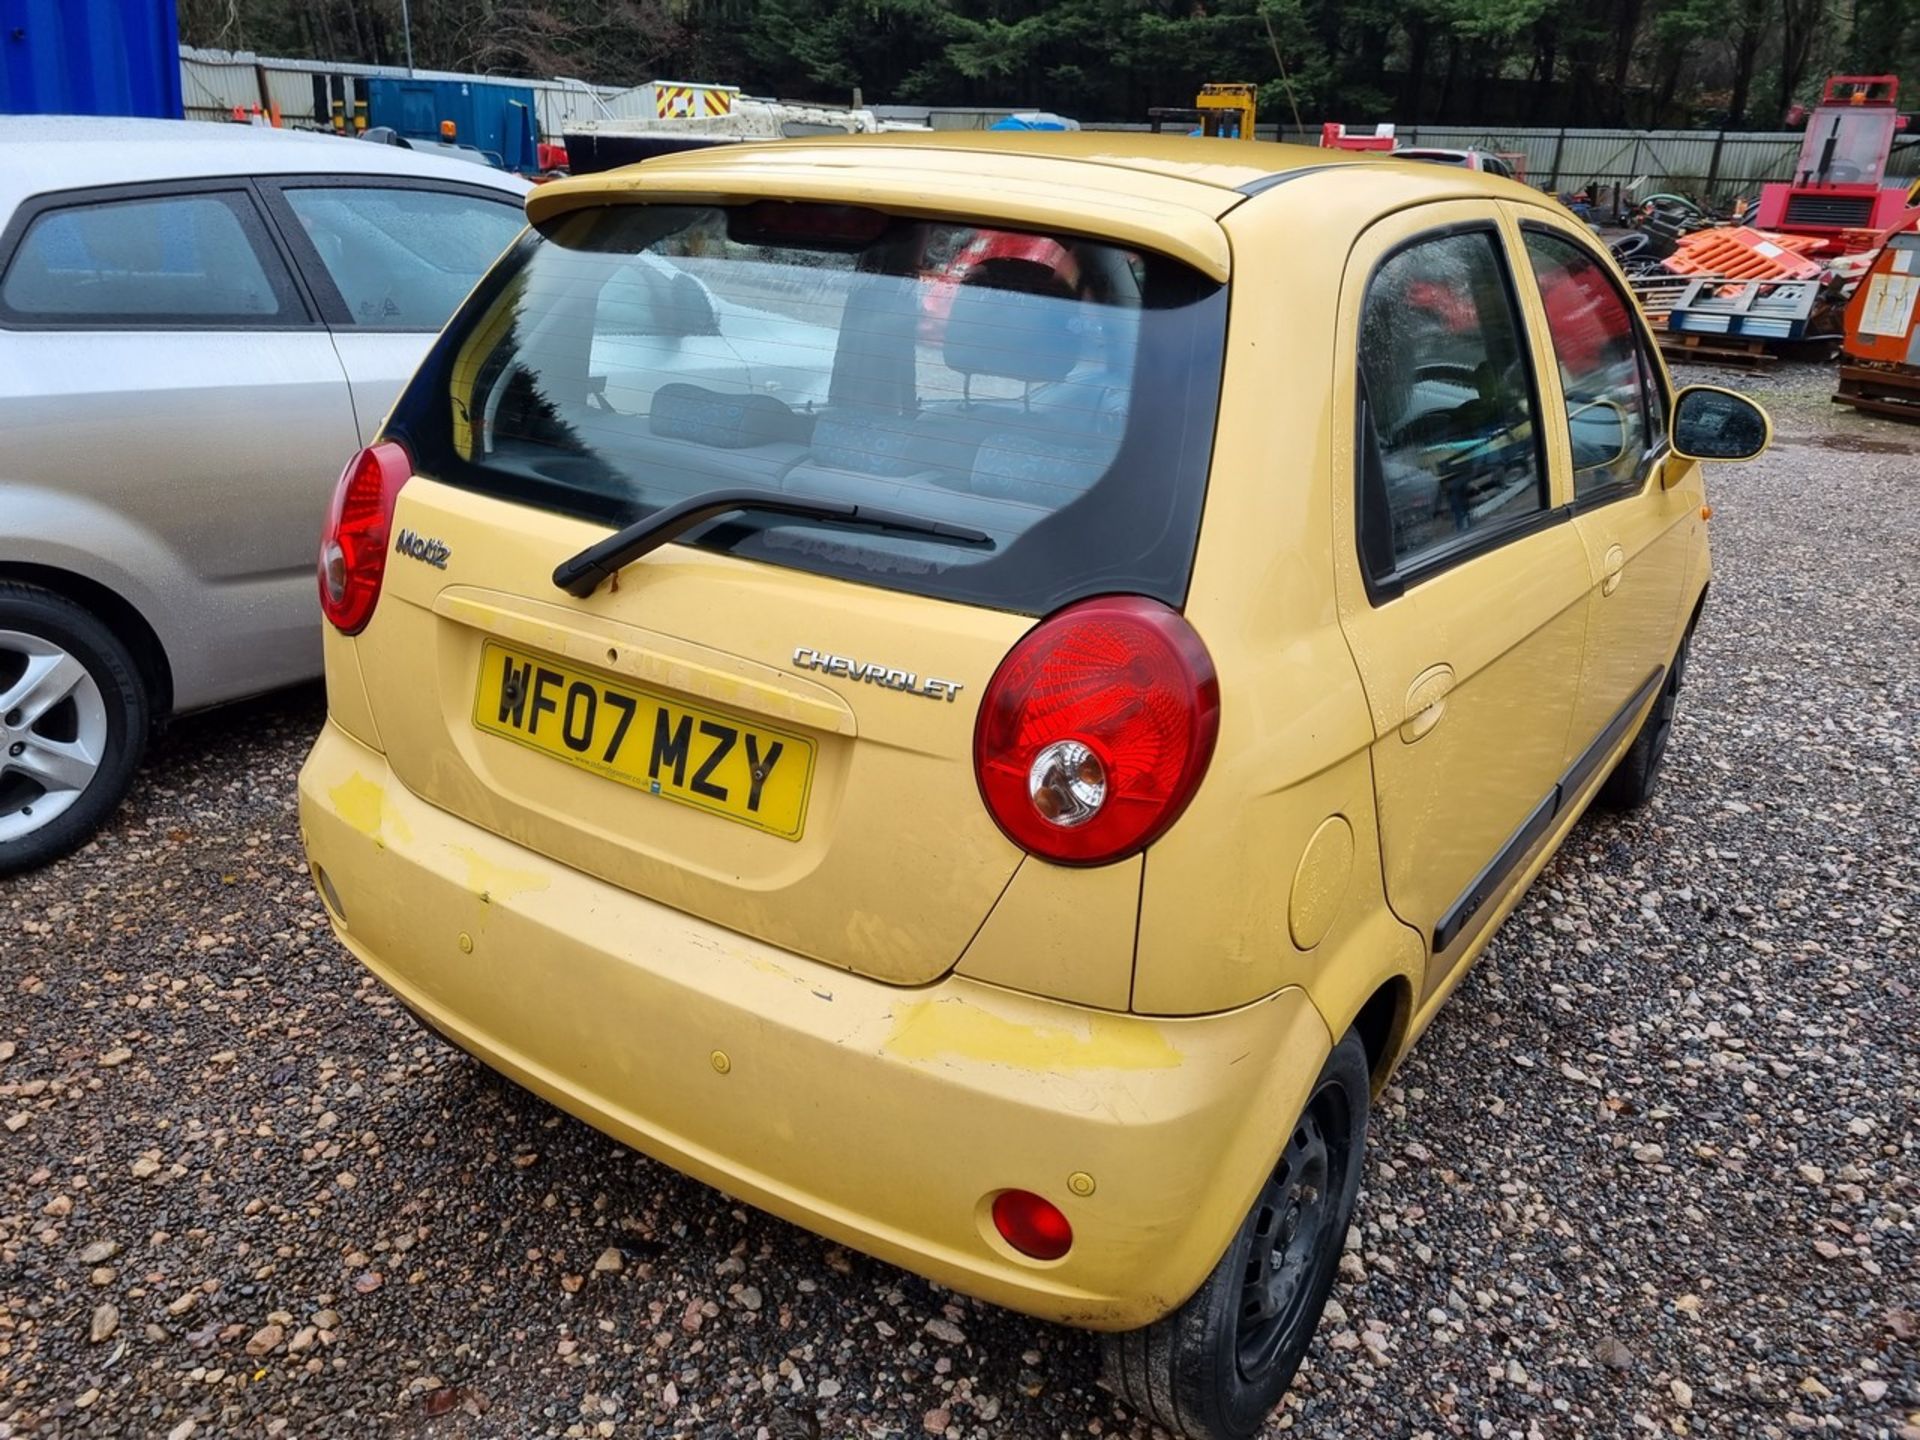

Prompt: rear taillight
xmin=318 ymin=441 xmax=412 ymax=636
xmin=973 ymin=596 xmax=1219 ymax=866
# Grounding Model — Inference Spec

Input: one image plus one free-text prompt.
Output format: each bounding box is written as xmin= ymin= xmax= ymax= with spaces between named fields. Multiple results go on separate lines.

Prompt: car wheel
xmin=1102 ymin=1031 xmax=1370 ymax=1440
xmin=1599 ymin=630 xmax=1691 ymax=812
xmin=0 ymin=584 xmax=150 ymax=876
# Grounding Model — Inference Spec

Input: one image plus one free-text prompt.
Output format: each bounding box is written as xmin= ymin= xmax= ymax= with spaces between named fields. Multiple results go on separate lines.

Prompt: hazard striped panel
xmin=654 ymin=84 xmax=734 ymax=118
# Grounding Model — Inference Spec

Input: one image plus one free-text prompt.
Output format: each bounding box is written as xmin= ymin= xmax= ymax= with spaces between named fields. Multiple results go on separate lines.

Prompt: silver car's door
xmin=0 ymin=180 xmax=358 ymax=709
xmin=258 ymin=178 xmax=528 ymax=438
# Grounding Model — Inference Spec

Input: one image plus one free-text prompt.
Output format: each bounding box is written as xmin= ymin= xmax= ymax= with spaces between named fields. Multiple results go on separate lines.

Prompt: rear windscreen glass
xmin=390 ymin=203 xmax=1227 ymax=615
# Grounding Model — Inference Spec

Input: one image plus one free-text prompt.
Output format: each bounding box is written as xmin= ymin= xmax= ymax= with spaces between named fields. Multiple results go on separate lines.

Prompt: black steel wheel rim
xmin=1235 ymin=1084 xmax=1346 ymax=1381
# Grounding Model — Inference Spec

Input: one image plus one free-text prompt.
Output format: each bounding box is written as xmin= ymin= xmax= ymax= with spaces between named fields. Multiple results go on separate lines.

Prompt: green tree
xmin=179 ymin=0 xmax=1915 ymax=130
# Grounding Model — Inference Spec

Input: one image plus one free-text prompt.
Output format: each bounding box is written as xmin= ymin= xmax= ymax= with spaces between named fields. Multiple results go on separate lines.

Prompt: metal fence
xmin=1090 ymin=120 xmax=1918 ymax=202
xmin=1308 ymin=125 xmax=1829 ymax=200
xmin=179 ymin=46 xmax=652 ymax=138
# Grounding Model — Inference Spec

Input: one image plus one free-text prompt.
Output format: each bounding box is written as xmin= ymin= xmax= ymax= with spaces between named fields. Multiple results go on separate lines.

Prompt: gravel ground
xmin=2 ymin=361 xmax=1914 ymax=1440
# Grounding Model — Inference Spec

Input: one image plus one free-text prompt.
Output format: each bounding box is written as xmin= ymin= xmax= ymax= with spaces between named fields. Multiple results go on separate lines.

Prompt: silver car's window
xmin=0 ymin=191 xmax=299 ymax=323
xmin=282 ymin=186 xmax=525 ymax=331
xmin=1358 ymin=229 xmax=1547 ymax=573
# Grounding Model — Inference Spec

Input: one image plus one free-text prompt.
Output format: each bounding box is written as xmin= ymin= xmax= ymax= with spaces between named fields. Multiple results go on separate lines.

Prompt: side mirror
xmin=1567 ymin=396 xmax=1630 ymax=473
xmin=1670 ymin=385 xmax=1771 ymax=462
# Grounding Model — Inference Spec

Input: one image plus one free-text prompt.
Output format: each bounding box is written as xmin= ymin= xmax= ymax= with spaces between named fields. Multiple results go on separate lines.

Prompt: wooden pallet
xmin=1658 ymin=333 xmax=1778 ymax=368
xmin=1832 ymin=363 xmax=1920 ymax=425
xmin=1628 ymin=273 xmax=1719 ymax=333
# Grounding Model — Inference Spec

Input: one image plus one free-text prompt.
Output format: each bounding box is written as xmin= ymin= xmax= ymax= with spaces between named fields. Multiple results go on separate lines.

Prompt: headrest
xmin=649 ymin=384 xmax=803 ymax=449
xmin=828 ymin=275 xmax=918 ymax=413
xmin=942 ymin=281 xmax=1083 ymax=384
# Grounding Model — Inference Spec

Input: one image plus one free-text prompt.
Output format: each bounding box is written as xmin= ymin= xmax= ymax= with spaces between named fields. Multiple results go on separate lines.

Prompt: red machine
xmin=1755 ymin=76 xmax=1916 ymax=241
xmin=917 ymin=230 xmax=1083 ymax=339
xmin=1320 ymin=122 xmax=1396 ymax=153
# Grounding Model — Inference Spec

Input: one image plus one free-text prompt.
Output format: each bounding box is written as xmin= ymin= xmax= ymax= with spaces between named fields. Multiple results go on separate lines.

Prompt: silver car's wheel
xmin=0 ymin=630 xmax=111 ymax=843
xmin=0 ymin=585 xmax=151 ymax=876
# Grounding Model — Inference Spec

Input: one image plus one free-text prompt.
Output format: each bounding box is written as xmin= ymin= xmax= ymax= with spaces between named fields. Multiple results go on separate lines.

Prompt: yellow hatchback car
xmin=298 ymin=134 xmax=1769 ymax=1438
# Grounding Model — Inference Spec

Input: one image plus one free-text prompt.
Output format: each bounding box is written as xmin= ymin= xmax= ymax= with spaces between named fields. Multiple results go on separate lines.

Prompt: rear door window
xmin=392 ymin=203 xmax=1228 ymax=615
xmin=1356 ymin=227 xmax=1548 ymax=583
xmin=0 ymin=190 xmax=301 ymax=325
xmin=276 ymin=184 xmax=525 ymax=331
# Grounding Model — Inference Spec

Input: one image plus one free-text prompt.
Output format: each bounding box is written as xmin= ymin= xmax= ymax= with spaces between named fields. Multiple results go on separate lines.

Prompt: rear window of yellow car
xmin=387 ymin=202 xmax=1229 ymax=615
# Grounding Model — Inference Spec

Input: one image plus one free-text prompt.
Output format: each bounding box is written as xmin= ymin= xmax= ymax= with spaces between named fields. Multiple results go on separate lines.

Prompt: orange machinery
xmin=1832 ymin=229 xmax=1920 ymax=422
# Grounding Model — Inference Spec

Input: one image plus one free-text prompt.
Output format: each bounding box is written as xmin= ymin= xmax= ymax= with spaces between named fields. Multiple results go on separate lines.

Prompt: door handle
xmin=1601 ymin=543 xmax=1626 ymax=597
xmin=1400 ymin=663 xmax=1454 ymax=743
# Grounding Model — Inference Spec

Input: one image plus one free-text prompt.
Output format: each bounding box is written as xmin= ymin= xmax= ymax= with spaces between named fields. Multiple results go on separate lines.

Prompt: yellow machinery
xmin=1148 ymin=83 xmax=1258 ymax=140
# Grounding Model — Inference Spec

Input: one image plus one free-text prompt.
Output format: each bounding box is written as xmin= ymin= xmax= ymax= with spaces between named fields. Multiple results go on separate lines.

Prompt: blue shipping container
xmin=1 ymin=0 xmax=184 ymax=119
xmin=364 ymin=77 xmax=538 ymax=172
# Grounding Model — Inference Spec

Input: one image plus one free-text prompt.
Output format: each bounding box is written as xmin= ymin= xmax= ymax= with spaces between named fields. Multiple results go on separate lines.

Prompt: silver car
xmin=1394 ymin=147 xmax=1519 ymax=179
xmin=0 ymin=117 xmax=529 ymax=872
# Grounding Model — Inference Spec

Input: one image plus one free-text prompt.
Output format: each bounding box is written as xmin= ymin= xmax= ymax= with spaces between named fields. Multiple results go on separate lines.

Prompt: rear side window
xmin=280 ymin=185 xmax=525 ymax=330
xmin=0 ymin=191 xmax=300 ymax=324
xmin=1357 ymin=228 xmax=1546 ymax=581
xmin=392 ymin=203 xmax=1227 ymax=615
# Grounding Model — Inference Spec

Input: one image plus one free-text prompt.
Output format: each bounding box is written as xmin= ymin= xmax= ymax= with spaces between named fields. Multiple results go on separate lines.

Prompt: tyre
xmin=0 ymin=584 xmax=151 ymax=876
xmin=1103 ymin=1030 xmax=1371 ymax=1440
xmin=1599 ymin=629 xmax=1691 ymax=812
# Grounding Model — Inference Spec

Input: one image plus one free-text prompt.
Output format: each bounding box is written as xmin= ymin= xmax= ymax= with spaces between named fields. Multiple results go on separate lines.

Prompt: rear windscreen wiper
xmin=552 ymin=488 xmax=994 ymax=597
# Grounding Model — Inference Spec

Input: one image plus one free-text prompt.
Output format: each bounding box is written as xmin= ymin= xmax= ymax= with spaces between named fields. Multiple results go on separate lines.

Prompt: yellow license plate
xmin=472 ymin=642 xmax=815 ymax=840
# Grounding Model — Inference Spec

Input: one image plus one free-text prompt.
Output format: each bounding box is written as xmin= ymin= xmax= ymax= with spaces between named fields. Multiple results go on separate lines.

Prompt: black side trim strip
xmin=1434 ymin=792 xmax=1558 ymax=953
xmin=1559 ymin=666 xmax=1666 ymax=802
xmin=1431 ymin=664 xmax=1666 ymax=953
xmin=1234 ymin=165 xmax=1335 ymax=198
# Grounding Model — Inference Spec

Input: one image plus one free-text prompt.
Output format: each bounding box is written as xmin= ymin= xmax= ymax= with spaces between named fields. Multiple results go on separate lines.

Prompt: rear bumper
xmin=297 ymin=721 xmax=1332 ymax=1329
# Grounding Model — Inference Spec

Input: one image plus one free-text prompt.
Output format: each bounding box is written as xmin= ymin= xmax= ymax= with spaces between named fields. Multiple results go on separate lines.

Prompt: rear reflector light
xmin=318 ymin=441 xmax=412 ymax=635
xmin=992 ymin=1190 xmax=1073 ymax=1261
xmin=974 ymin=596 xmax=1219 ymax=866
xmin=313 ymin=865 xmax=347 ymax=927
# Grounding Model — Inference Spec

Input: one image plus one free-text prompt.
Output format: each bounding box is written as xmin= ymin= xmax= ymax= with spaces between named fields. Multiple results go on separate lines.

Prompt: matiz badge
xmin=793 ymin=647 xmax=963 ymax=702
xmin=394 ymin=528 xmax=451 ymax=569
